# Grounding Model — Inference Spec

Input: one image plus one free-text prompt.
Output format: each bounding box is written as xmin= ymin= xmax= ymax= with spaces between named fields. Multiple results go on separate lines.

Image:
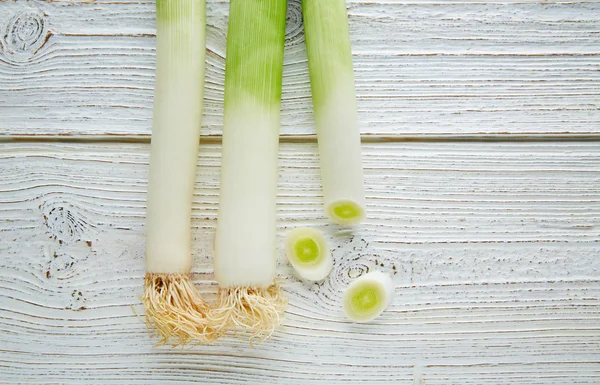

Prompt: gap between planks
xmin=2 ymin=133 xmax=600 ymax=145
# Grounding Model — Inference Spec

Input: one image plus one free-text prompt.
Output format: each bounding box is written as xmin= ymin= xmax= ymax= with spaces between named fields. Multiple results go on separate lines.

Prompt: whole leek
xmin=209 ymin=0 xmax=288 ymax=342
xmin=142 ymin=0 xmax=215 ymax=345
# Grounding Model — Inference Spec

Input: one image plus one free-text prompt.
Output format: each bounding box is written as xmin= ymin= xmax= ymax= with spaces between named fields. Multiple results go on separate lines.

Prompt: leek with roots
xmin=142 ymin=0 xmax=215 ymax=345
xmin=302 ymin=0 xmax=366 ymax=225
xmin=209 ymin=0 xmax=288 ymax=342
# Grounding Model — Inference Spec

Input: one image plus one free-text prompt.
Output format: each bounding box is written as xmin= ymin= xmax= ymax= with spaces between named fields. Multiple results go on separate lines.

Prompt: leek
xmin=142 ymin=0 xmax=215 ymax=345
xmin=285 ymin=227 xmax=332 ymax=281
xmin=209 ymin=0 xmax=288 ymax=342
xmin=343 ymin=271 xmax=393 ymax=322
xmin=302 ymin=0 xmax=366 ymax=225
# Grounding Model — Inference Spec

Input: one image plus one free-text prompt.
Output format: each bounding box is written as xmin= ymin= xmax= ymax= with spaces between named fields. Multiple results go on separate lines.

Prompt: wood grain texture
xmin=0 ymin=142 xmax=599 ymax=384
xmin=0 ymin=0 xmax=599 ymax=137
xmin=1 ymin=0 xmax=600 ymax=383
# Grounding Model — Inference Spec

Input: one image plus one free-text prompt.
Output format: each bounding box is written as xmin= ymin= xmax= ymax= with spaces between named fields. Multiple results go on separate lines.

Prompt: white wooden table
xmin=1 ymin=0 xmax=599 ymax=384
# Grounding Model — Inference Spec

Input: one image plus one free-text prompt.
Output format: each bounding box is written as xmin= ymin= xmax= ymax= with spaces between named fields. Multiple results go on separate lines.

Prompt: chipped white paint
xmin=0 ymin=142 xmax=599 ymax=384
xmin=0 ymin=0 xmax=599 ymax=137
xmin=0 ymin=0 xmax=600 ymax=384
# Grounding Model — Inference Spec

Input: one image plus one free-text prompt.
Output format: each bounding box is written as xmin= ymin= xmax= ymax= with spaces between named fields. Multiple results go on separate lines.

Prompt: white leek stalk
xmin=209 ymin=0 xmax=288 ymax=342
xmin=142 ymin=0 xmax=214 ymax=345
xmin=285 ymin=228 xmax=332 ymax=281
xmin=302 ymin=0 xmax=366 ymax=225
xmin=343 ymin=271 xmax=393 ymax=322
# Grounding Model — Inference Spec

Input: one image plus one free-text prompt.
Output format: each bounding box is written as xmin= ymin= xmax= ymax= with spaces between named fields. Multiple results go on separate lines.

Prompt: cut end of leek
xmin=342 ymin=271 xmax=393 ymax=323
xmin=285 ymin=227 xmax=333 ymax=281
xmin=207 ymin=283 xmax=287 ymax=345
xmin=326 ymin=199 xmax=365 ymax=226
xmin=142 ymin=273 xmax=218 ymax=346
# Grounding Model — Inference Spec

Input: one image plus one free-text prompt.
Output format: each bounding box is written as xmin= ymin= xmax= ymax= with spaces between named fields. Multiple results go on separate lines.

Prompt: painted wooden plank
xmin=0 ymin=142 xmax=598 ymax=384
xmin=0 ymin=0 xmax=598 ymax=137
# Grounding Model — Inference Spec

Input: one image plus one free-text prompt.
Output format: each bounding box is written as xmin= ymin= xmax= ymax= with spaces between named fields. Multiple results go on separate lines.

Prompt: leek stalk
xmin=302 ymin=0 xmax=366 ymax=225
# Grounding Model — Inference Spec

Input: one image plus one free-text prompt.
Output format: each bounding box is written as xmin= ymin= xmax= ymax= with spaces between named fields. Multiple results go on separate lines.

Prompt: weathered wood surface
xmin=1 ymin=0 xmax=600 ymax=383
xmin=0 ymin=0 xmax=599 ymax=137
xmin=0 ymin=142 xmax=599 ymax=384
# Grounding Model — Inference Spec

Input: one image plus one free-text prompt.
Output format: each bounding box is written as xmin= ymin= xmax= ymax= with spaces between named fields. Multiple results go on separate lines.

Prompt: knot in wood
xmin=329 ymin=236 xmax=398 ymax=287
xmin=48 ymin=252 xmax=77 ymax=281
xmin=42 ymin=201 xmax=88 ymax=243
xmin=285 ymin=0 xmax=304 ymax=45
xmin=2 ymin=10 xmax=48 ymax=62
xmin=67 ymin=289 xmax=86 ymax=311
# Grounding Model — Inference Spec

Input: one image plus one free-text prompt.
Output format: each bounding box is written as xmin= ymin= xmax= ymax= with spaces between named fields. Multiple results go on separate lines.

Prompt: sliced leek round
xmin=285 ymin=227 xmax=332 ymax=281
xmin=343 ymin=271 xmax=393 ymax=322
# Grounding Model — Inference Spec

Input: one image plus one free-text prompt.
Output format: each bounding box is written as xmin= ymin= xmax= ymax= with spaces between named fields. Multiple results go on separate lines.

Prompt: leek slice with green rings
xmin=343 ymin=271 xmax=393 ymax=322
xmin=285 ymin=228 xmax=333 ymax=281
